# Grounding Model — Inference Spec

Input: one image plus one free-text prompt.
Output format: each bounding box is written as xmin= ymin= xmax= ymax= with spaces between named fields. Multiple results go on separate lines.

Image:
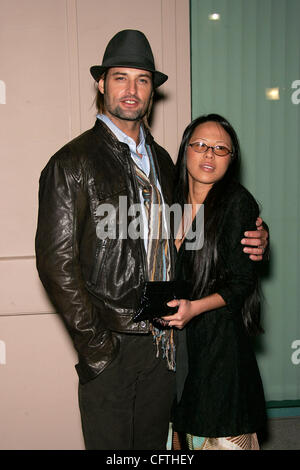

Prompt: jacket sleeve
xmin=216 ymin=189 xmax=260 ymax=314
xmin=262 ymin=220 xmax=270 ymax=261
xmin=35 ymin=150 xmax=119 ymax=384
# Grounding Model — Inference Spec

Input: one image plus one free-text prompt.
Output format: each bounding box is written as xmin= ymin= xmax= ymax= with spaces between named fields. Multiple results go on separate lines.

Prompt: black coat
xmin=173 ymin=184 xmax=267 ymax=437
xmin=35 ymin=119 xmax=175 ymax=384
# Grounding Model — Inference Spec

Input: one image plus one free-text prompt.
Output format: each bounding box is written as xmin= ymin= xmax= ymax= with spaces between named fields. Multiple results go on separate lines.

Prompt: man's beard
xmin=104 ymin=96 xmax=150 ymax=122
xmin=108 ymin=105 xmax=146 ymax=121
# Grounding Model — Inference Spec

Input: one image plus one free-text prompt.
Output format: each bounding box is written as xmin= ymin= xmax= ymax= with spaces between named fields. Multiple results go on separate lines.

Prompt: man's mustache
xmin=120 ymin=95 xmax=141 ymax=103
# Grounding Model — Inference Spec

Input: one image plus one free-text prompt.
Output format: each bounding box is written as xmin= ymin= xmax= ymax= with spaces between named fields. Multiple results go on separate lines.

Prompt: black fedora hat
xmin=90 ymin=29 xmax=168 ymax=88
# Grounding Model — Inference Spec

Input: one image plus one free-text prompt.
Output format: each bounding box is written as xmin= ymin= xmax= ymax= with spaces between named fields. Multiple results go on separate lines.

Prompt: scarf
xmin=133 ymin=144 xmax=175 ymax=371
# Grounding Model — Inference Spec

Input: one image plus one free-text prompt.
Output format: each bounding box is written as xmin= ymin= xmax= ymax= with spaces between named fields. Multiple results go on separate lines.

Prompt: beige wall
xmin=0 ymin=0 xmax=191 ymax=449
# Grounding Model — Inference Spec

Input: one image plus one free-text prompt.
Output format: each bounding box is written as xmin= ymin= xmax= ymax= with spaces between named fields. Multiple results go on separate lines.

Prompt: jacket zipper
xmin=90 ymin=238 xmax=108 ymax=286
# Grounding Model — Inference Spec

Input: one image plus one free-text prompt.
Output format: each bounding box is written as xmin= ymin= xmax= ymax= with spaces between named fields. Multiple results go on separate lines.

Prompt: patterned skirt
xmin=173 ymin=431 xmax=259 ymax=450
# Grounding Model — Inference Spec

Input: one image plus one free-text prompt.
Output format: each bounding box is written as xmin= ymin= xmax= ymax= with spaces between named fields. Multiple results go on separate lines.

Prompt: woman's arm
xmin=163 ymin=294 xmax=226 ymax=329
xmin=162 ymin=187 xmax=260 ymax=329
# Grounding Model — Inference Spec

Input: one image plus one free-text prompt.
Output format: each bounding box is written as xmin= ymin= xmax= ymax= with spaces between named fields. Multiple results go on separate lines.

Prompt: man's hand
xmin=241 ymin=217 xmax=269 ymax=261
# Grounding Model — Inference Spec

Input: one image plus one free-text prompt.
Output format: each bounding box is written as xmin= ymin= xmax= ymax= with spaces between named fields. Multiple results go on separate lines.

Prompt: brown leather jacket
xmin=35 ymin=119 xmax=175 ymax=384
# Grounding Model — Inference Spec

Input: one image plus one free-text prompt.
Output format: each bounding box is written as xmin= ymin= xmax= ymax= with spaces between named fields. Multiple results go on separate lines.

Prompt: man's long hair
xmin=174 ymin=113 xmax=263 ymax=336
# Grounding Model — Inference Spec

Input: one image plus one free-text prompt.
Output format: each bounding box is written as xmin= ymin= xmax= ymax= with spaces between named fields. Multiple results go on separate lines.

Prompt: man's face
xmin=98 ymin=67 xmax=153 ymax=123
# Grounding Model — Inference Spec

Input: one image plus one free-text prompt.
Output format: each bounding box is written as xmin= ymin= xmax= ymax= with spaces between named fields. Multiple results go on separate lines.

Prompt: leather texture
xmin=35 ymin=119 xmax=175 ymax=383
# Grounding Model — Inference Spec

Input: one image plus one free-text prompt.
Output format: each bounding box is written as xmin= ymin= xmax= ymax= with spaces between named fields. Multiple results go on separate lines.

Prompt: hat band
xmin=103 ymin=54 xmax=155 ymax=72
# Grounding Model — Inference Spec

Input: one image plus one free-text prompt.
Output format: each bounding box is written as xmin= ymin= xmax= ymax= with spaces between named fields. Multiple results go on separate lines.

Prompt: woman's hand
xmin=161 ymin=293 xmax=226 ymax=329
xmin=161 ymin=299 xmax=196 ymax=329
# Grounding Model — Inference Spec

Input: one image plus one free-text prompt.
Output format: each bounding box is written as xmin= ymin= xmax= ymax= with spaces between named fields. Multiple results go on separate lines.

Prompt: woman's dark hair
xmin=175 ymin=113 xmax=262 ymax=335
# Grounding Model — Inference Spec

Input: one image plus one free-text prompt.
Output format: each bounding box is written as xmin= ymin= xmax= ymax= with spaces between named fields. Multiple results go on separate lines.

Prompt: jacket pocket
xmin=89 ymin=238 xmax=110 ymax=287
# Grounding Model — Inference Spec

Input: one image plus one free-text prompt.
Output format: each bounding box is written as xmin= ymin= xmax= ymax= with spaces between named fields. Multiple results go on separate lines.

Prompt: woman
xmin=163 ymin=114 xmax=267 ymax=450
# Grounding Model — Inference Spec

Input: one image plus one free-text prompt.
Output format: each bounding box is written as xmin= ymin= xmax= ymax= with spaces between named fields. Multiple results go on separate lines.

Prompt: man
xmin=35 ymin=30 xmax=268 ymax=450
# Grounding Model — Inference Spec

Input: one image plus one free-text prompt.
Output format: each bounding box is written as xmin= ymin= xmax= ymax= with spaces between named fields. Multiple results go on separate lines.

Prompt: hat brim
xmin=90 ymin=64 xmax=168 ymax=88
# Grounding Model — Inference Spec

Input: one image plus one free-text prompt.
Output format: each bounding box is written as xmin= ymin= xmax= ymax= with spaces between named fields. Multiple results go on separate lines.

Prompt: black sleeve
xmin=262 ymin=220 xmax=270 ymax=261
xmin=216 ymin=188 xmax=260 ymax=313
xmin=35 ymin=151 xmax=118 ymax=383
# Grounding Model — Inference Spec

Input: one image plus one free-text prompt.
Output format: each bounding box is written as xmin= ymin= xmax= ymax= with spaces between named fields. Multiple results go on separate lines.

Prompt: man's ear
xmin=98 ymin=79 xmax=104 ymax=95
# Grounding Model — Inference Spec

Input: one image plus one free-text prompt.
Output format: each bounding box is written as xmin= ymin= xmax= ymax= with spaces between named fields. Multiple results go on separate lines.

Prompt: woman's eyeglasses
xmin=189 ymin=142 xmax=232 ymax=157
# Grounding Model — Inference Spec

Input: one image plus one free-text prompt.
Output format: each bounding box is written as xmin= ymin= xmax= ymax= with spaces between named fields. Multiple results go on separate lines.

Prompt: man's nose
xmin=127 ymin=79 xmax=137 ymax=95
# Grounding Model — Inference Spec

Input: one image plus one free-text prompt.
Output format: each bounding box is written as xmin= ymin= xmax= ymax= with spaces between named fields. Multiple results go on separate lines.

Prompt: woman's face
xmin=186 ymin=121 xmax=232 ymax=188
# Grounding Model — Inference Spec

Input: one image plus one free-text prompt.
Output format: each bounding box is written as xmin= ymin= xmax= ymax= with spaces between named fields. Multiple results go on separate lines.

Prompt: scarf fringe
xmin=150 ymin=324 xmax=176 ymax=371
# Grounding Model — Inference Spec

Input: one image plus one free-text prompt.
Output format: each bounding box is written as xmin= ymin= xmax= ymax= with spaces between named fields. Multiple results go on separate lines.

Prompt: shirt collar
xmin=97 ymin=114 xmax=147 ymax=157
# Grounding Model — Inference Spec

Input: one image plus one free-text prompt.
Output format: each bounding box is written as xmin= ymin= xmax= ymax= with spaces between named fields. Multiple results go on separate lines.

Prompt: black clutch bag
xmin=133 ymin=280 xmax=191 ymax=322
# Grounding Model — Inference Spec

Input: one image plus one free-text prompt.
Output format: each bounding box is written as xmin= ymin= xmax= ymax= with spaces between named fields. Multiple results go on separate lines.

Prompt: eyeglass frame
xmin=188 ymin=141 xmax=233 ymax=157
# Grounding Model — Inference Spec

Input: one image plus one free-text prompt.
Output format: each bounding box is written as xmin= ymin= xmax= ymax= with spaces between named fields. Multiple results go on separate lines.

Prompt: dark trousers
xmin=78 ymin=333 xmax=176 ymax=450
